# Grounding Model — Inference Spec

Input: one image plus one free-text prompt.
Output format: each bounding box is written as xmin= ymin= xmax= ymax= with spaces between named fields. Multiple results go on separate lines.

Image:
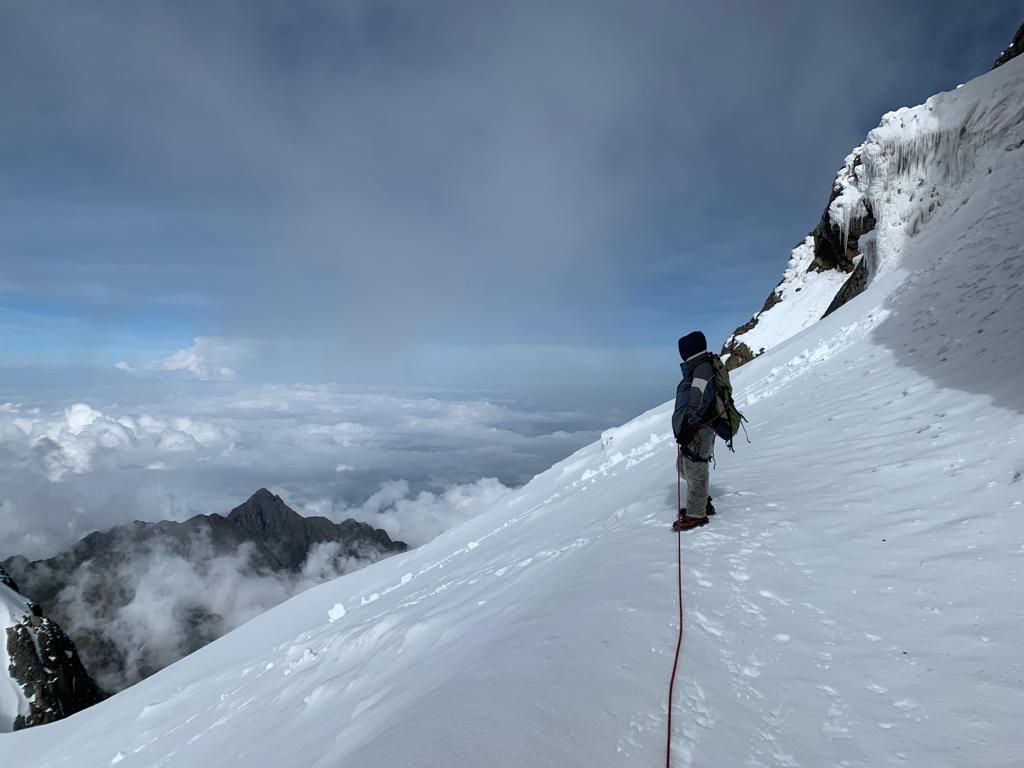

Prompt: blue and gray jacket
xmin=671 ymin=350 xmax=716 ymax=442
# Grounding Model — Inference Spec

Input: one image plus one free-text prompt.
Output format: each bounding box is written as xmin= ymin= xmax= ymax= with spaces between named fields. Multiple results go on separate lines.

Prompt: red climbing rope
xmin=666 ymin=447 xmax=685 ymax=767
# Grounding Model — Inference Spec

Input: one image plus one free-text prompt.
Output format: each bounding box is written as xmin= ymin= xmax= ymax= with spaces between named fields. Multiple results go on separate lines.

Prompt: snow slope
xmin=727 ymin=234 xmax=851 ymax=359
xmin=4 ymin=54 xmax=1024 ymax=768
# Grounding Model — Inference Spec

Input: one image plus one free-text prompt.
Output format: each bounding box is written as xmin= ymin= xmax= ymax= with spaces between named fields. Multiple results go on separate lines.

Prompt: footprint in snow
xmin=757 ymin=589 xmax=790 ymax=606
xmin=690 ymin=609 xmax=724 ymax=637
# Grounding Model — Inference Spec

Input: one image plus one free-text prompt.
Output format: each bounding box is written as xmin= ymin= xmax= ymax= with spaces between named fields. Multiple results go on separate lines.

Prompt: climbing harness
xmin=680 ymin=442 xmax=713 ymax=465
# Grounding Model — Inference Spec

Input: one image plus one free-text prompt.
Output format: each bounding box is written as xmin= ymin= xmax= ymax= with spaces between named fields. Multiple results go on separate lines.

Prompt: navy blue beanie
xmin=678 ymin=331 xmax=707 ymax=360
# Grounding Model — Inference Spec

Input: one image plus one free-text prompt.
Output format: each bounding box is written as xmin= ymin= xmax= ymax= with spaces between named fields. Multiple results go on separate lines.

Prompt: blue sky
xmin=3 ymin=2 xmax=1020 ymax=406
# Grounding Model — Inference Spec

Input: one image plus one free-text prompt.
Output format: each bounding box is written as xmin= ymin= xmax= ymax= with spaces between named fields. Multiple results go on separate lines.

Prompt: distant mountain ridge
xmin=3 ymin=489 xmax=406 ymax=694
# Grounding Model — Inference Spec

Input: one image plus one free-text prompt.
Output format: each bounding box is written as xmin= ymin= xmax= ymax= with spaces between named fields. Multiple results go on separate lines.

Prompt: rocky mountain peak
xmin=226 ymin=488 xmax=298 ymax=533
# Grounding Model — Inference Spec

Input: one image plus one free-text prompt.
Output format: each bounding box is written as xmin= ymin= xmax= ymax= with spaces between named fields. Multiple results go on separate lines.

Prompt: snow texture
xmin=3 ymin=49 xmax=1024 ymax=768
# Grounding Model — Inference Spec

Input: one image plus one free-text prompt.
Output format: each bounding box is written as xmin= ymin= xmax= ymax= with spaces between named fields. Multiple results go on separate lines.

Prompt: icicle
xmin=828 ymin=185 xmax=868 ymax=256
xmin=879 ymin=124 xmax=974 ymax=184
xmin=825 ymin=146 xmax=870 ymax=256
xmin=840 ymin=206 xmax=850 ymax=255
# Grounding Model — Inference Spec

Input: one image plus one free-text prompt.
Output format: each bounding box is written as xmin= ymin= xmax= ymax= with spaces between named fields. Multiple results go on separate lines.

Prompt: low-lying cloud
xmin=310 ymin=477 xmax=512 ymax=547
xmin=48 ymin=527 xmax=394 ymax=691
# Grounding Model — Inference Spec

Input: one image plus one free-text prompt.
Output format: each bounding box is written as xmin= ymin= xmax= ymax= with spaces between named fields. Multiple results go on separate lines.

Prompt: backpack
xmin=707 ymin=353 xmax=747 ymax=450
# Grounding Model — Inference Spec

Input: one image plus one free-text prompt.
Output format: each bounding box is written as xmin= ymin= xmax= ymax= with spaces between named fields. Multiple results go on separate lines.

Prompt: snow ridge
xmin=725 ymin=54 xmax=1024 ymax=366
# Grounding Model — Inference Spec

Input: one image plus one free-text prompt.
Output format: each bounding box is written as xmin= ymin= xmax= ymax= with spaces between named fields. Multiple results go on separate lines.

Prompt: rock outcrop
xmin=993 ymin=21 xmax=1024 ymax=68
xmin=1 ymin=566 xmax=103 ymax=731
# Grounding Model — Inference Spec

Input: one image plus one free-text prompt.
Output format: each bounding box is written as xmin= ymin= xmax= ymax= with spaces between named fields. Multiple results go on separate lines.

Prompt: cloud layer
xmin=0 ymin=381 xmax=600 ymax=560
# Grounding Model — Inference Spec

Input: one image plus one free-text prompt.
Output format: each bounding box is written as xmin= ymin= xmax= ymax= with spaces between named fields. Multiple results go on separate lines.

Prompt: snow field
xmin=730 ymin=236 xmax=852 ymax=360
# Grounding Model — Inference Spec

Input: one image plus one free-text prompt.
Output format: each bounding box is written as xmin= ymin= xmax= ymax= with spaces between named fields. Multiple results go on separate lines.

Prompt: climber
xmin=671 ymin=331 xmax=717 ymax=531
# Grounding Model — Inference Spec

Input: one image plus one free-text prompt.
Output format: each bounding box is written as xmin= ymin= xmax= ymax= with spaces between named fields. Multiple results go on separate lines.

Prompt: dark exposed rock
xmin=2 ymin=566 xmax=104 ymax=731
xmin=823 ymin=257 xmax=869 ymax=318
xmin=0 ymin=566 xmax=19 ymax=594
xmin=721 ymin=338 xmax=756 ymax=371
xmin=993 ymin=22 xmax=1024 ymax=69
xmin=6 ymin=616 xmax=106 ymax=730
xmin=226 ymin=488 xmax=403 ymax=571
xmin=3 ymin=490 xmax=407 ymax=695
xmin=808 ymin=182 xmax=875 ymax=275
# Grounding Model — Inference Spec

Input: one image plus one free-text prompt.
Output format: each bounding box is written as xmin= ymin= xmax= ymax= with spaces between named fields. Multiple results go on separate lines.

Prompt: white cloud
xmin=6 ymin=402 xmax=229 ymax=483
xmin=0 ymin=500 xmax=17 ymax=539
xmin=114 ymin=337 xmax=255 ymax=381
xmin=0 ymin=382 xmax=601 ymax=560
xmin=64 ymin=403 xmax=101 ymax=435
xmin=157 ymin=337 xmax=249 ymax=380
xmin=321 ymin=477 xmax=513 ymax=547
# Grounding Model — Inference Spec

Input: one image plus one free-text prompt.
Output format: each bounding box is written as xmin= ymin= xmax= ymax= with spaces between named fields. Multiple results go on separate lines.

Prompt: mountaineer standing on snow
xmin=671 ymin=331 xmax=717 ymax=531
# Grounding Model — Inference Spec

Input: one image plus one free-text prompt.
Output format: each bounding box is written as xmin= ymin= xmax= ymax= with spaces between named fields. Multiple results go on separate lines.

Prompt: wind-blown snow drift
xmin=4 ymin=53 xmax=1024 ymax=768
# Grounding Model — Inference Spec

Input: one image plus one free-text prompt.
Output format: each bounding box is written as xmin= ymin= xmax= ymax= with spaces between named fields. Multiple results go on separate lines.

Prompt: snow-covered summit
xmin=724 ymin=47 xmax=1024 ymax=369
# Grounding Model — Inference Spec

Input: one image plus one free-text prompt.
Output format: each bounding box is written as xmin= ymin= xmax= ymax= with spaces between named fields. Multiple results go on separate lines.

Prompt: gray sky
xmin=3 ymin=2 xmax=1019 ymax=377
xmin=1 ymin=1 xmax=1021 ymax=556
